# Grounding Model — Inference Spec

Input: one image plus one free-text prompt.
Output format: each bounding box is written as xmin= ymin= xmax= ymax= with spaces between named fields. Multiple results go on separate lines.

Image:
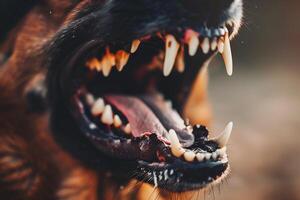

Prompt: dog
xmin=0 ymin=0 xmax=243 ymax=199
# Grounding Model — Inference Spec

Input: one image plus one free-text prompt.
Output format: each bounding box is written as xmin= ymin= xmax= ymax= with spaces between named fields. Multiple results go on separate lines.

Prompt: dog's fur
xmin=0 ymin=1 xmax=224 ymax=199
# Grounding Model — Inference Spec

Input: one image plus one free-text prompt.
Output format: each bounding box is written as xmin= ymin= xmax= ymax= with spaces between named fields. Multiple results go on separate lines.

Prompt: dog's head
xmin=1 ymin=0 xmax=243 ymax=194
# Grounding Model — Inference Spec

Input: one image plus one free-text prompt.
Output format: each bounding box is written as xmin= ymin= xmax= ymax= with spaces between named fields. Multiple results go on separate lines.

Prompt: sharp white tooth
xmin=91 ymin=98 xmax=105 ymax=116
xmin=130 ymin=40 xmax=141 ymax=53
xmin=212 ymin=152 xmax=218 ymax=160
xmin=204 ymin=153 xmax=211 ymax=160
xmin=211 ymin=37 xmax=218 ymax=51
xmin=201 ymin=37 xmax=210 ymax=54
xmin=86 ymin=93 xmax=95 ymax=106
xmin=188 ymin=34 xmax=199 ymax=56
xmin=163 ymin=35 xmax=179 ymax=76
xmin=167 ymin=129 xmax=181 ymax=147
xmin=211 ymin=122 xmax=233 ymax=148
xmin=102 ymin=57 xmax=113 ymax=77
xmin=218 ymin=39 xmax=225 ymax=53
xmin=183 ymin=151 xmax=196 ymax=162
xmin=175 ymin=46 xmax=185 ymax=73
xmin=113 ymin=115 xmax=122 ymax=128
xmin=115 ymin=50 xmax=130 ymax=71
xmin=222 ymin=33 xmax=233 ymax=76
xmin=101 ymin=105 xmax=114 ymax=125
xmin=124 ymin=124 xmax=131 ymax=134
xmin=168 ymin=129 xmax=185 ymax=157
xmin=196 ymin=153 xmax=205 ymax=162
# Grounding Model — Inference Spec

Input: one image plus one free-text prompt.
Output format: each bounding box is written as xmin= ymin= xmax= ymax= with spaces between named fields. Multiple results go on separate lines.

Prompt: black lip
xmin=136 ymin=160 xmax=228 ymax=192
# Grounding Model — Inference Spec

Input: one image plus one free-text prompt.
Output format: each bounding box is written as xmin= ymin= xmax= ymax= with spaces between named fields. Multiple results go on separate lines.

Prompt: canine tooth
xmin=86 ymin=94 xmax=95 ymax=106
xmin=101 ymin=105 xmax=114 ymax=125
xmin=201 ymin=37 xmax=210 ymax=54
xmin=163 ymin=35 xmax=179 ymax=76
xmin=168 ymin=129 xmax=185 ymax=157
xmin=167 ymin=129 xmax=181 ymax=147
xmin=115 ymin=50 xmax=130 ymax=71
xmin=124 ymin=124 xmax=131 ymax=134
xmin=196 ymin=153 xmax=205 ymax=162
xmin=176 ymin=46 xmax=185 ymax=73
xmin=130 ymin=40 xmax=141 ymax=53
xmin=113 ymin=115 xmax=122 ymax=128
xmin=188 ymin=33 xmax=199 ymax=56
xmin=183 ymin=151 xmax=196 ymax=162
xmin=212 ymin=122 xmax=233 ymax=148
xmin=218 ymin=39 xmax=225 ymax=53
xmin=204 ymin=153 xmax=211 ymax=160
xmin=222 ymin=33 xmax=233 ymax=76
xmin=211 ymin=38 xmax=218 ymax=51
xmin=91 ymin=98 xmax=105 ymax=116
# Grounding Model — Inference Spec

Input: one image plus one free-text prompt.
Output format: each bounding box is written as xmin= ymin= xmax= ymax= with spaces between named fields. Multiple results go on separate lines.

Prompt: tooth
xmin=168 ymin=129 xmax=185 ymax=157
xmin=188 ymin=33 xmax=199 ymax=56
xmin=212 ymin=122 xmax=233 ymax=148
xmin=222 ymin=33 xmax=233 ymax=76
xmin=101 ymin=105 xmax=114 ymax=125
xmin=176 ymin=46 xmax=185 ymax=73
xmin=86 ymin=94 xmax=95 ymax=106
xmin=113 ymin=115 xmax=122 ymax=128
xmin=165 ymin=100 xmax=172 ymax=108
xmin=183 ymin=151 xmax=196 ymax=162
xmin=204 ymin=153 xmax=211 ymax=160
xmin=218 ymin=38 xmax=225 ymax=53
xmin=91 ymin=98 xmax=105 ymax=116
xmin=86 ymin=58 xmax=101 ymax=71
xmin=163 ymin=35 xmax=180 ymax=76
xmin=167 ymin=129 xmax=181 ymax=147
xmin=212 ymin=152 xmax=218 ymax=160
xmin=211 ymin=38 xmax=218 ymax=51
xmin=196 ymin=153 xmax=205 ymax=162
xmin=124 ymin=124 xmax=131 ymax=134
xmin=172 ymin=147 xmax=185 ymax=158
xmin=216 ymin=147 xmax=227 ymax=158
xmin=115 ymin=50 xmax=130 ymax=71
xmin=101 ymin=57 xmax=113 ymax=77
xmin=201 ymin=37 xmax=210 ymax=54
xmin=106 ymin=49 xmax=116 ymax=67
xmin=130 ymin=40 xmax=141 ymax=53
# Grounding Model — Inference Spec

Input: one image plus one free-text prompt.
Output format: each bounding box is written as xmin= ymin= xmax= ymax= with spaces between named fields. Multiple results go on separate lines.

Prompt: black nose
xmin=179 ymin=0 xmax=235 ymax=22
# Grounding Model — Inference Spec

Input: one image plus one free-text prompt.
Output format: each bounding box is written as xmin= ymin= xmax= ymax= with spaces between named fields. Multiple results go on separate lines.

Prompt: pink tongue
xmin=105 ymin=95 xmax=168 ymax=137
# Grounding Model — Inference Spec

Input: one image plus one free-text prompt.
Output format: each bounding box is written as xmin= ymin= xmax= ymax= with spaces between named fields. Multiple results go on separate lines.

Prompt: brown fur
xmin=0 ymin=1 xmax=210 ymax=199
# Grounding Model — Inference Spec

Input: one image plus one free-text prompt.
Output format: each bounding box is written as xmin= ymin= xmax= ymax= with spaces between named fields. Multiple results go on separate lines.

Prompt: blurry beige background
xmin=207 ymin=1 xmax=300 ymax=200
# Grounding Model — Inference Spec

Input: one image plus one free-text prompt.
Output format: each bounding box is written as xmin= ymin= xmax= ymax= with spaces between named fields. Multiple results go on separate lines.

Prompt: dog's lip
xmin=136 ymin=159 xmax=229 ymax=192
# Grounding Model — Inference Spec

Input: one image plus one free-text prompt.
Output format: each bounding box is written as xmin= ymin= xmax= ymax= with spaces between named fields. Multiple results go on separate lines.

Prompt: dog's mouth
xmin=56 ymin=25 xmax=235 ymax=191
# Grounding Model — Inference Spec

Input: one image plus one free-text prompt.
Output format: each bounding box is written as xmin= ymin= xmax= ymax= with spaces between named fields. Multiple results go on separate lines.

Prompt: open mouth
xmin=57 ymin=24 xmax=236 ymax=192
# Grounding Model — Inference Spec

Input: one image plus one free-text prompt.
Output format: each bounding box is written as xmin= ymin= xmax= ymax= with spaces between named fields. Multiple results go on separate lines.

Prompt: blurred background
xmin=208 ymin=1 xmax=300 ymax=200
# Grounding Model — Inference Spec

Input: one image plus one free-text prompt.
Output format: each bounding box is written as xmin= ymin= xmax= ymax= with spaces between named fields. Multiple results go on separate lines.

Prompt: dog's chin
xmin=45 ymin=0 xmax=242 ymax=193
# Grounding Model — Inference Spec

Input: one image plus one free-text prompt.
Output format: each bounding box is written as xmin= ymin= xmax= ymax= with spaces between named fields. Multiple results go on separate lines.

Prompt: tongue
xmin=105 ymin=95 xmax=168 ymax=138
xmin=105 ymin=95 xmax=194 ymax=147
